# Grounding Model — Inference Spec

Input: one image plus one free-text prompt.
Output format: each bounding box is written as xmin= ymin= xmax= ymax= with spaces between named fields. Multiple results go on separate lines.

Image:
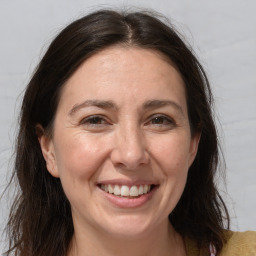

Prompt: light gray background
xmin=1 ymin=0 xmax=255 ymax=253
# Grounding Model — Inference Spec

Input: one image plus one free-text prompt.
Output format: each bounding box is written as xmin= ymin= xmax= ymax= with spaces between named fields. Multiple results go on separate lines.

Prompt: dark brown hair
xmin=5 ymin=9 xmax=229 ymax=256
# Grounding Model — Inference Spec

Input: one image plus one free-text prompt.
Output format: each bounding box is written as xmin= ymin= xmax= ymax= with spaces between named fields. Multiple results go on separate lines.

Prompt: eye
xmin=145 ymin=115 xmax=176 ymax=128
xmin=151 ymin=116 xmax=171 ymax=125
xmin=80 ymin=115 xmax=110 ymax=126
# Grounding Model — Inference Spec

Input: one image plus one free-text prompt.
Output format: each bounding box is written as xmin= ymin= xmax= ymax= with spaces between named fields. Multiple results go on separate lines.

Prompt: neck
xmin=68 ymin=220 xmax=186 ymax=256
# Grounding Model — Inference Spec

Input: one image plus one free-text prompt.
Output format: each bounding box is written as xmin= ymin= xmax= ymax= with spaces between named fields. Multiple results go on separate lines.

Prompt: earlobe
xmin=36 ymin=125 xmax=60 ymax=178
xmin=188 ymin=132 xmax=201 ymax=167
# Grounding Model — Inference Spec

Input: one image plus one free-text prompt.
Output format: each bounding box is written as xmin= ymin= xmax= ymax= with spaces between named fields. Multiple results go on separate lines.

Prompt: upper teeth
xmin=100 ymin=184 xmax=151 ymax=197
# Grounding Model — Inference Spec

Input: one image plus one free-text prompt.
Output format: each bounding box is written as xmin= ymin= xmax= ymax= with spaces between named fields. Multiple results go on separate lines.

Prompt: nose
xmin=110 ymin=124 xmax=150 ymax=170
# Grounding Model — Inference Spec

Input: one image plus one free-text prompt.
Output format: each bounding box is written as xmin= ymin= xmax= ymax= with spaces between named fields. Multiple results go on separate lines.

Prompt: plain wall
xmin=1 ymin=0 xmax=256 ymax=253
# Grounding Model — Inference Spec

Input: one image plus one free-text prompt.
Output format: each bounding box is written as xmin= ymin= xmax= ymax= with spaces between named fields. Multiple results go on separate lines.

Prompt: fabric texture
xmin=185 ymin=231 xmax=256 ymax=256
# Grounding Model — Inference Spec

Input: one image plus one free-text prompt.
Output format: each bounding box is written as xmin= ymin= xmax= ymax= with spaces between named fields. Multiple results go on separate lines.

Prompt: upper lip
xmin=97 ymin=179 xmax=158 ymax=186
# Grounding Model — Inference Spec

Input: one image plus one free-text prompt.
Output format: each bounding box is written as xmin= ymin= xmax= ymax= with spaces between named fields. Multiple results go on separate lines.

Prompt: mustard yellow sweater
xmin=185 ymin=231 xmax=256 ymax=255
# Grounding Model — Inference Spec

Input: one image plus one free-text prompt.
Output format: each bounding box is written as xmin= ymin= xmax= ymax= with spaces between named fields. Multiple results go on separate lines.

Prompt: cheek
xmin=53 ymin=132 xmax=109 ymax=182
xmin=150 ymin=133 xmax=192 ymax=176
xmin=148 ymin=134 xmax=192 ymax=216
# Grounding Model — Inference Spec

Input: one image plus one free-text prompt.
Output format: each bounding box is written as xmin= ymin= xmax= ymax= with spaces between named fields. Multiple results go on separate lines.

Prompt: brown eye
xmin=80 ymin=115 xmax=108 ymax=126
xmin=144 ymin=114 xmax=176 ymax=131
xmin=150 ymin=115 xmax=174 ymax=125
xmin=87 ymin=116 xmax=105 ymax=124
xmin=151 ymin=116 xmax=167 ymax=124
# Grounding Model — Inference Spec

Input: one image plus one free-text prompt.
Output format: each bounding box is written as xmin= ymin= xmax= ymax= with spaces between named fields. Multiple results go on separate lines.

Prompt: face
xmin=39 ymin=47 xmax=200 ymax=239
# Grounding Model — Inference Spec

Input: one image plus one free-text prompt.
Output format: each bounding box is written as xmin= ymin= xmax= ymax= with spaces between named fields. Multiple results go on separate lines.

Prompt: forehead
xmin=58 ymin=46 xmax=187 ymax=111
xmin=72 ymin=46 xmax=181 ymax=82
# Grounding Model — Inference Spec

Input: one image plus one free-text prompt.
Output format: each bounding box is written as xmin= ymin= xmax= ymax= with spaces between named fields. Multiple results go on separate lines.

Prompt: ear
xmin=36 ymin=125 xmax=60 ymax=178
xmin=188 ymin=132 xmax=201 ymax=167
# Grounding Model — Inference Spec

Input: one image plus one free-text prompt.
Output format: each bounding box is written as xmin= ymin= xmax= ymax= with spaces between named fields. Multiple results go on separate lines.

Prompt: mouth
xmin=98 ymin=184 xmax=157 ymax=198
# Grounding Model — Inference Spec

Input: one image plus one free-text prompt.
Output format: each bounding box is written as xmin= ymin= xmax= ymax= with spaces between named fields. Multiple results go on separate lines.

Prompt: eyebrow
xmin=143 ymin=100 xmax=184 ymax=116
xmin=68 ymin=99 xmax=184 ymax=116
xmin=68 ymin=100 xmax=117 ymax=116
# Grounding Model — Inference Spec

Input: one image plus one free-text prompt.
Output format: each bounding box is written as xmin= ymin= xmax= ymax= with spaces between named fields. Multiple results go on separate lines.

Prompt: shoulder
xmin=220 ymin=230 xmax=256 ymax=256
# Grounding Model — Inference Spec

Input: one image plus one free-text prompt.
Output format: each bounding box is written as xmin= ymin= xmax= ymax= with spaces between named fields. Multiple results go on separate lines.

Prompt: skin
xmin=39 ymin=47 xmax=200 ymax=256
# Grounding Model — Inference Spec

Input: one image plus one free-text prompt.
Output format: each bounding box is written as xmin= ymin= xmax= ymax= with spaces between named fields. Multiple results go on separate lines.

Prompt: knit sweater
xmin=185 ymin=231 xmax=256 ymax=256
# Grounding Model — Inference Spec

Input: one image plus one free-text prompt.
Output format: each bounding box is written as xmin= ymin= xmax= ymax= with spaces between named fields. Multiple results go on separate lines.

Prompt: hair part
xmin=5 ymin=9 xmax=229 ymax=256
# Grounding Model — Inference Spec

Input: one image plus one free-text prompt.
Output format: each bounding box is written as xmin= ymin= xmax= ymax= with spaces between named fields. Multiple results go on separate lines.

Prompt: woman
xmin=5 ymin=9 xmax=256 ymax=256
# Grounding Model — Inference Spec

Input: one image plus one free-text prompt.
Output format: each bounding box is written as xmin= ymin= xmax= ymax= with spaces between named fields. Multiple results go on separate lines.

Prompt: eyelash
xmin=145 ymin=115 xmax=175 ymax=127
xmin=79 ymin=114 xmax=176 ymax=129
xmin=80 ymin=115 xmax=109 ymax=126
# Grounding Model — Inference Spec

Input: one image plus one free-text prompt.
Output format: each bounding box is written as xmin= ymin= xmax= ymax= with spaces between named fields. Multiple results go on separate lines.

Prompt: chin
xmin=99 ymin=214 xmax=161 ymax=240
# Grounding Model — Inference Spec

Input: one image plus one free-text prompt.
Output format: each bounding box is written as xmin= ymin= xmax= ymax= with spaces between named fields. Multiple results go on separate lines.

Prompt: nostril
xmin=110 ymin=132 xmax=149 ymax=169
xmin=110 ymin=151 xmax=150 ymax=171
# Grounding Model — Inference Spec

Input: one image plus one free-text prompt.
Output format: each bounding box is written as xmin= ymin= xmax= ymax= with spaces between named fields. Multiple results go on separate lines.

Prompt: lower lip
xmin=99 ymin=186 xmax=157 ymax=208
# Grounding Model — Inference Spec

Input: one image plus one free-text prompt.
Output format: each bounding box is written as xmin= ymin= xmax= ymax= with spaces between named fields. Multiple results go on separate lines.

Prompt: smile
xmin=99 ymin=184 xmax=153 ymax=198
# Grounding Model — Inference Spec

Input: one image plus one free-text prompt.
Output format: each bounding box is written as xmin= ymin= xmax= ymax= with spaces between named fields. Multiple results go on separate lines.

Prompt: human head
xmin=9 ymin=9 xmax=228 ymax=256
